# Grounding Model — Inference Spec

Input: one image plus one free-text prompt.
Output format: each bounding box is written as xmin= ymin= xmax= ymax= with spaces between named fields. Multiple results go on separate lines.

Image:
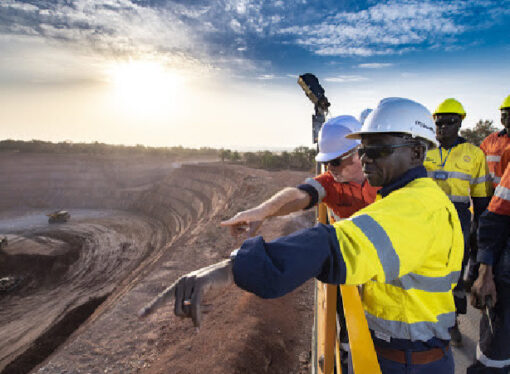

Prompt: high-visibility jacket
xmin=488 ymin=147 xmax=510 ymax=215
xmin=424 ymin=138 xmax=492 ymax=205
xmin=480 ymin=130 xmax=510 ymax=187
xmin=477 ymin=148 xmax=510 ymax=279
xmin=234 ymin=166 xmax=464 ymax=344
xmin=299 ymin=172 xmax=378 ymax=220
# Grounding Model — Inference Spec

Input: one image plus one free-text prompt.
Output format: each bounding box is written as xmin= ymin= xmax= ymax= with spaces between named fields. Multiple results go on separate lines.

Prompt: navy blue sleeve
xmin=472 ymin=197 xmax=490 ymax=224
xmin=232 ymin=223 xmax=347 ymax=299
xmin=297 ymin=184 xmax=318 ymax=210
xmin=477 ymin=210 xmax=510 ymax=265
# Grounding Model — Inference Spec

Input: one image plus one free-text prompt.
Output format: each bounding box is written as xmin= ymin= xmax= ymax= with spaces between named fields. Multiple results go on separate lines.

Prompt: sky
xmin=1 ymin=0 xmax=510 ymax=149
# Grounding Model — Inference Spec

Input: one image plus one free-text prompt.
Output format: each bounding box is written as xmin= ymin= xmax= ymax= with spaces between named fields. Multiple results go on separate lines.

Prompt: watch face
xmin=433 ymin=171 xmax=448 ymax=181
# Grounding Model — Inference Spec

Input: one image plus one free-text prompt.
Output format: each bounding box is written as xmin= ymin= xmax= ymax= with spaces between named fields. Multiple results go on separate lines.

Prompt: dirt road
xmin=0 ymin=153 xmax=315 ymax=374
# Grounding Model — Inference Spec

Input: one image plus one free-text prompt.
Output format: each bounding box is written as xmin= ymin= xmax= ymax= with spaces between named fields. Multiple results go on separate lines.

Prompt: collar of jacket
xmin=456 ymin=136 xmax=467 ymax=145
xmin=498 ymin=129 xmax=508 ymax=137
xmin=378 ymin=165 xmax=427 ymax=198
xmin=440 ymin=136 xmax=465 ymax=149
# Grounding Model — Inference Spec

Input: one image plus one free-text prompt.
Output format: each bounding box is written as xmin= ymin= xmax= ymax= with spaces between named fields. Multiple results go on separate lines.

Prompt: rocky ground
xmin=0 ymin=152 xmax=316 ymax=374
xmin=0 ymin=152 xmax=481 ymax=374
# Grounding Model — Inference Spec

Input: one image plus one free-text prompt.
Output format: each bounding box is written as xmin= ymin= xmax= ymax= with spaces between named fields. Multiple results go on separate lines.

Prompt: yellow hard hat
xmin=500 ymin=95 xmax=510 ymax=110
xmin=433 ymin=98 xmax=466 ymax=119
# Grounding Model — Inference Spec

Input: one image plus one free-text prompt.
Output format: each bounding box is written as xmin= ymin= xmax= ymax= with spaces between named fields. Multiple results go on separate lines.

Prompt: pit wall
xmin=0 ymin=153 xmax=238 ymax=237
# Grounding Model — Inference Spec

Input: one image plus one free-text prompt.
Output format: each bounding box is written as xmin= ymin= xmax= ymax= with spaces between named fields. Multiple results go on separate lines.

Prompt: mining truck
xmin=47 ymin=210 xmax=71 ymax=224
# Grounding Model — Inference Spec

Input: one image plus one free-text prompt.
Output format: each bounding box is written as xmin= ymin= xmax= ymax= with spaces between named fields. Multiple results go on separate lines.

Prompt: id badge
xmin=433 ymin=171 xmax=448 ymax=180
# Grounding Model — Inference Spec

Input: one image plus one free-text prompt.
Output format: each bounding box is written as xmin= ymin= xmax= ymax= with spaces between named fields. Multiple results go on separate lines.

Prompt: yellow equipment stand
xmin=312 ymin=202 xmax=381 ymax=374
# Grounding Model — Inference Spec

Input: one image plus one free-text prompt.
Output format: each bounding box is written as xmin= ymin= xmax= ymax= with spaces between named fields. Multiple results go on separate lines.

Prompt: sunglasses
xmin=324 ymin=149 xmax=357 ymax=167
xmin=357 ymin=143 xmax=415 ymax=159
xmin=435 ymin=117 xmax=460 ymax=127
xmin=325 ymin=158 xmax=342 ymax=167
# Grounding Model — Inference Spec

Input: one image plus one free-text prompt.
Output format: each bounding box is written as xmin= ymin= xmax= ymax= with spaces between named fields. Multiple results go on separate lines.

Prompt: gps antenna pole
xmin=297 ymin=74 xmax=336 ymax=374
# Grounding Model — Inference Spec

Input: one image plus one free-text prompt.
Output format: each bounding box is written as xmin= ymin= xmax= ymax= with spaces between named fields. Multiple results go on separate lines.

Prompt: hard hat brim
xmin=346 ymin=130 xmax=438 ymax=148
xmin=315 ymin=148 xmax=355 ymax=162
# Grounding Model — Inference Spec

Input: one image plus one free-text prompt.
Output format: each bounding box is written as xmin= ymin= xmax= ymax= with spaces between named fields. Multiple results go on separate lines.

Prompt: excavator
xmin=298 ymin=73 xmax=381 ymax=374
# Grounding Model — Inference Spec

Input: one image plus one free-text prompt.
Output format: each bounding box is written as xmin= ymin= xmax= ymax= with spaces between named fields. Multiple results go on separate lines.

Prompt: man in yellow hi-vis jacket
xmin=143 ymin=98 xmax=464 ymax=374
xmin=424 ymin=98 xmax=492 ymax=345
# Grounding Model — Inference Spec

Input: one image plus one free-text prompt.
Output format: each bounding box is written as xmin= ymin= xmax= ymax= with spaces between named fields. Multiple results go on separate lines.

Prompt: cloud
xmin=0 ymin=0 xmax=295 ymax=75
xmin=277 ymin=0 xmax=505 ymax=56
xmin=0 ymin=1 xmax=196 ymax=59
xmin=324 ymin=75 xmax=367 ymax=83
xmin=358 ymin=63 xmax=394 ymax=69
xmin=0 ymin=0 xmax=507 ymax=76
xmin=257 ymin=74 xmax=275 ymax=80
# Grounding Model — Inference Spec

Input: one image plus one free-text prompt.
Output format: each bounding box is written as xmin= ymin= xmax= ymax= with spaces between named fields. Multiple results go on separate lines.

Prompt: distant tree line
xmin=0 ymin=139 xmax=219 ymax=158
xmin=460 ymin=120 xmax=500 ymax=146
xmin=221 ymin=146 xmax=316 ymax=172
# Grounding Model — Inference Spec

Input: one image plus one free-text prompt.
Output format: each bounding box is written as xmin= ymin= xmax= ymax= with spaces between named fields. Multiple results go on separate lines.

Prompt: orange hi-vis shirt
xmin=480 ymin=130 xmax=510 ymax=187
xmin=488 ymin=146 xmax=510 ymax=216
xmin=302 ymin=172 xmax=379 ymax=221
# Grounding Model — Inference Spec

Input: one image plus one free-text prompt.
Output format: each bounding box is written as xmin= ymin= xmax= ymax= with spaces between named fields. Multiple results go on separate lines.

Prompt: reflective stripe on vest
xmin=494 ymin=184 xmax=510 ymax=201
xmin=388 ymin=270 xmax=461 ymax=292
xmin=490 ymin=172 xmax=502 ymax=185
xmin=304 ymin=177 xmax=326 ymax=202
xmin=426 ymin=170 xmax=471 ymax=181
xmin=448 ymin=195 xmax=471 ymax=203
xmin=477 ymin=344 xmax=510 ymax=368
xmin=426 ymin=171 xmax=492 ymax=185
xmin=488 ymin=183 xmax=510 ymax=215
xmin=486 ymin=155 xmax=501 ymax=162
xmin=472 ymin=175 xmax=492 ymax=184
xmin=366 ymin=311 xmax=455 ymax=341
xmin=351 ymin=214 xmax=400 ymax=281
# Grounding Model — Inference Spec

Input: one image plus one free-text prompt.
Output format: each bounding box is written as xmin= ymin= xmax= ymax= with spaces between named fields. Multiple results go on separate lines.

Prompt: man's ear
xmin=411 ymin=144 xmax=426 ymax=165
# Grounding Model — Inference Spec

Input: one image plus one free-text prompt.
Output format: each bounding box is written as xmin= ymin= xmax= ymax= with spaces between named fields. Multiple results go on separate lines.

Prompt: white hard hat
xmin=315 ymin=115 xmax=361 ymax=162
xmin=347 ymin=97 xmax=438 ymax=148
xmin=359 ymin=108 xmax=373 ymax=125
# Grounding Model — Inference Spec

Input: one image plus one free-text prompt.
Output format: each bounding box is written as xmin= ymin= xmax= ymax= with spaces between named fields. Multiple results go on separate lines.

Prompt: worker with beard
xmin=424 ymin=98 xmax=492 ymax=346
xmin=142 ymin=97 xmax=463 ymax=374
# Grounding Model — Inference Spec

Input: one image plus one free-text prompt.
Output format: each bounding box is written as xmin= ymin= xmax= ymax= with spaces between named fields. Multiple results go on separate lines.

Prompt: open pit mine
xmin=0 ymin=152 xmax=315 ymax=374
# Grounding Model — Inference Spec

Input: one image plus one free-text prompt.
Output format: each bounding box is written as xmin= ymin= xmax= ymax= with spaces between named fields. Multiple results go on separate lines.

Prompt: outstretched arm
xmin=138 ymin=223 xmax=345 ymax=327
xmin=139 ymin=259 xmax=234 ymax=328
xmin=220 ymin=187 xmax=311 ymax=236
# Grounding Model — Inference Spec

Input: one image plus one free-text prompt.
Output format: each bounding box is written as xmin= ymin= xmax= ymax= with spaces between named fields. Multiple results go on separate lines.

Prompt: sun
xmin=108 ymin=60 xmax=182 ymax=118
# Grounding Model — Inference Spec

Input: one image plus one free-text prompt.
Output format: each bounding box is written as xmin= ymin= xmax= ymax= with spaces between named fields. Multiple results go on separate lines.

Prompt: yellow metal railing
xmin=313 ymin=200 xmax=381 ymax=374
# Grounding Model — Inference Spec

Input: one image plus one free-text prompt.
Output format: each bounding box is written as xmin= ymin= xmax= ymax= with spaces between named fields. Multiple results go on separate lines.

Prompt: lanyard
xmin=439 ymin=146 xmax=452 ymax=168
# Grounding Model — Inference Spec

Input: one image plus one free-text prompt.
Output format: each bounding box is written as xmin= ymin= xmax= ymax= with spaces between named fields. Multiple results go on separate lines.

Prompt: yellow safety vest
xmin=332 ymin=177 xmax=464 ymax=341
xmin=424 ymin=142 xmax=492 ymax=203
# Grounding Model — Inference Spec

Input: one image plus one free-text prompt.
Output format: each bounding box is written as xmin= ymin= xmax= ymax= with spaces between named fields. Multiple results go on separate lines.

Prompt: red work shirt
xmin=301 ymin=171 xmax=378 ymax=221
xmin=480 ymin=130 xmax=510 ymax=187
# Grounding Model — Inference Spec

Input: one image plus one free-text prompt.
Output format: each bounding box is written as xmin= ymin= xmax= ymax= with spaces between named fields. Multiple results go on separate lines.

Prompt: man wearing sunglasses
xmin=149 ymin=98 xmax=463 ymax=374
xmin=220 ymin=114 xmax=378 ymax=236
xmin=423 ymin=98 xmax=493 ymax=346
xmin=220 ymin=114 xmax=378 ymax=373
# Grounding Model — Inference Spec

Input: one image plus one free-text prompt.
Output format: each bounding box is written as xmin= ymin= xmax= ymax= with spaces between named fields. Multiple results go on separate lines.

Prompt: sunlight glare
xmin=109 ymin=60 xmax=182 ymax=118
